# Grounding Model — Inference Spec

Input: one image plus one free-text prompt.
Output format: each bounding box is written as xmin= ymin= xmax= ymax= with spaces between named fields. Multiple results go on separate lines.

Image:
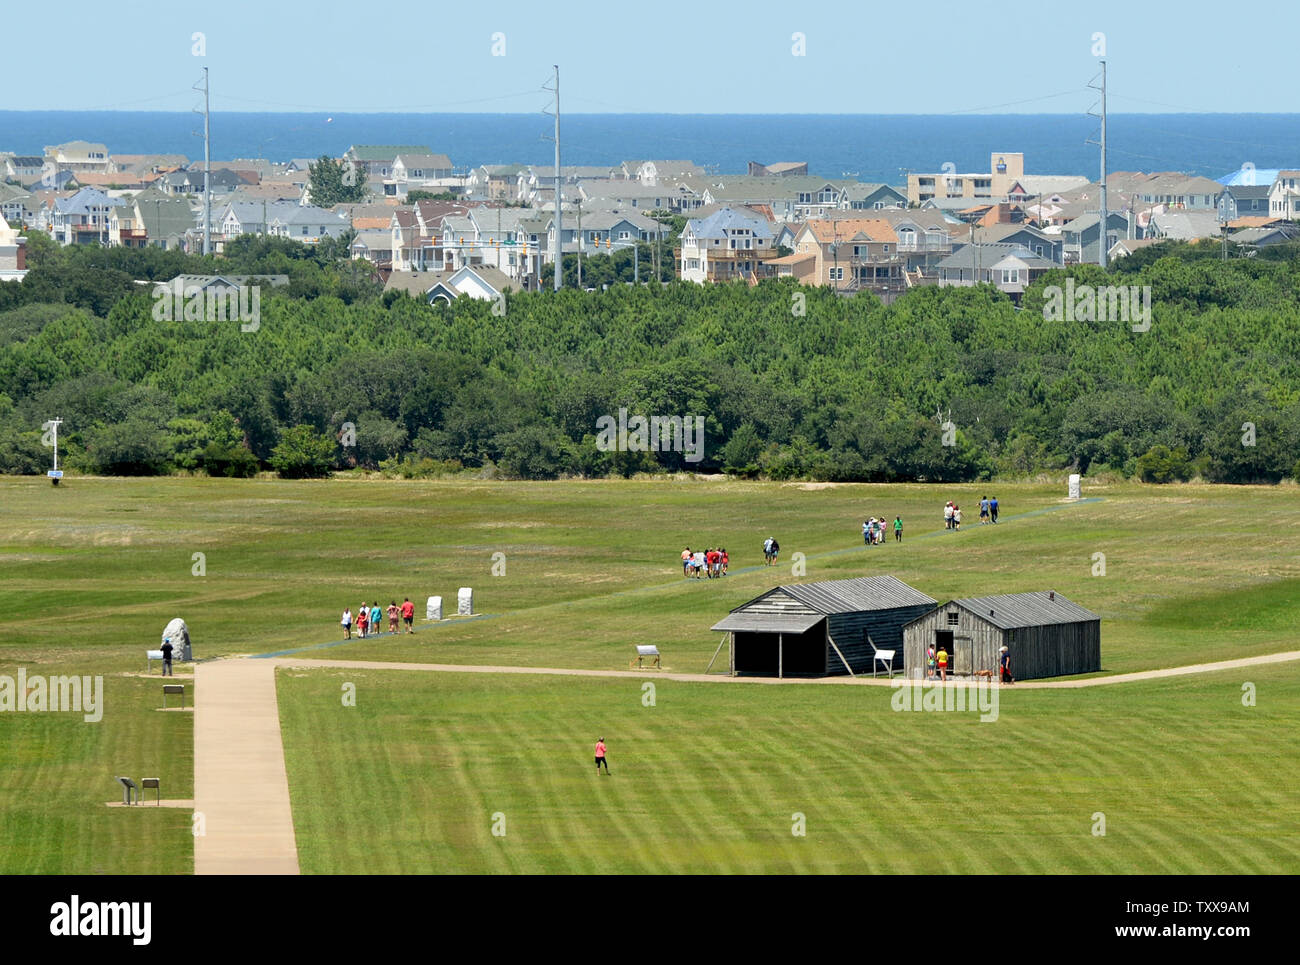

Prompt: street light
xmin=604 ymin=236 xmax=640 ymax=284
xmin=45 ymin=417 xmax=63 ymax=486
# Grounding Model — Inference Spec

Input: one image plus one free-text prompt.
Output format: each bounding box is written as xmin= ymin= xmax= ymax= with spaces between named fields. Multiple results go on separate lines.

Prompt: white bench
xmin=630 ymin=645 xmax=661 ymax=670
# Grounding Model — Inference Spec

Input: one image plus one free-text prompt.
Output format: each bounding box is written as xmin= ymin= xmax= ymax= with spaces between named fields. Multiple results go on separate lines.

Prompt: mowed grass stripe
xmin=276 ymin=667 xmax=1300 ymax=874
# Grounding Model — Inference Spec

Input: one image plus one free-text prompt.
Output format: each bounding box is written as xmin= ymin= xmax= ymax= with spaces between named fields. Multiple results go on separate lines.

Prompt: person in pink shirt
xmin=594 ymin=737 xmax=609 ymax=774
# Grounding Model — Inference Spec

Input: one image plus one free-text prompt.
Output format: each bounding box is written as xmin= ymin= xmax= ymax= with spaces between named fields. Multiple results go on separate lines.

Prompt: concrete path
xmin=194 ymin=659 xmax=300 ymax=875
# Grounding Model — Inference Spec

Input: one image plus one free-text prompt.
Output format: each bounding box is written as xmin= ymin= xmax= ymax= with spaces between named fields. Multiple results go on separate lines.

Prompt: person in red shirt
xmin=721 ymin=547 xmax=729 ymax=576
xmin=401 ymin=597 xmax=415 ymax=633
xmin=357 ymin=602 xmax=369 ymax=638
xmin=594 ymin=737 xmax=609 ymax=774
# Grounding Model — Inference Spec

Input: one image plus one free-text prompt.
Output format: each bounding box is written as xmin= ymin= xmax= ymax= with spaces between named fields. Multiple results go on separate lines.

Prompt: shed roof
xmin=721 ymin=576 xmax=935 ymax=625
xmin=710 ymin=612 xmax=825 ymax=634
xmin=943 ymin=591 xmax=1098 ymax=630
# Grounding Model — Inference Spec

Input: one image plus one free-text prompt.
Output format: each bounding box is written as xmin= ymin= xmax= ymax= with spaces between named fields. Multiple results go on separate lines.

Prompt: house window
xmin=946 ymin=612 xmax=959 ymax=626
xmin=1001 ymin=268 xmax=1020 ymax=284
xmin=302 ymin=227 xmax=308 ymax=235
xmin=829 ymin=267 xmax=843 ymax=280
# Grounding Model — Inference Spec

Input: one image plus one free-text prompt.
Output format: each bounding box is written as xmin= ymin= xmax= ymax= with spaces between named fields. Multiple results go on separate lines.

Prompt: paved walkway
xmin=193 ymin=659 xmax=300 ymax=875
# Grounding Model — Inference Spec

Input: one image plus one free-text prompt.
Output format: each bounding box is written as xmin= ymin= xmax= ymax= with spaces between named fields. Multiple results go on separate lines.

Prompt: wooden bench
xmin=630 ymin=645 xmax=661 ymax=670
xmin=162 ymin=684 xmax=185 ymax=709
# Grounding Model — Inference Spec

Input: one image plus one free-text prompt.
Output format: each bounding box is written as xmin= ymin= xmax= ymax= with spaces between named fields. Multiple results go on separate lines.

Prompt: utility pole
xmin=46 ymin=417 xmax=63 ymax=485
xmin=542 ymin=65 xmax=562 ymax=291
xmin=1088 ymin=60 xmax=1108 ymax=268
xmin=193 ymin=67 xmax=212 ymax=256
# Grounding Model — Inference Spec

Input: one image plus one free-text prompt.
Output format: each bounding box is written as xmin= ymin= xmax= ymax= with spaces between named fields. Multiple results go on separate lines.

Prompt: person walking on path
xmin=953 ymin=506 xmax=962 ymax=531
xmin=342 ymin=608 xmax=352 ymax=640
xmin=768 ymin=537 xmax=779 ymax=566
xmin=894 ymin=516 xmax=903 ymax=542
xmin=682 ymin=547 xmax=692 ymax=578
xmin=944 ymin=502 xmax=954 ymax=530
xmin=1000 ymin=645 xmax=1014 ymax=684
xmin=371 ymin=602 xmax=382 ymax=637
xmin=979 ymin=496 xmax=989 ymax=524
xmin=357 ymin=603 xmax=369 ymax=639
xmin=161 ymin=639 xmax=174 ymax=677
xmin=595 ymin=737 xmax=610 ymax=775
xmin=937 ymin=646 xmax=949 ymax=682
xmin=990 ymin=496 xmax=1000 ymax=524
xmin=926 ymin=644 xmax=936 ymax=680
xmin=387 ymin=600 xmax=399 ymax=634
xmin=401 ymin=597 xmax=415 ymax=633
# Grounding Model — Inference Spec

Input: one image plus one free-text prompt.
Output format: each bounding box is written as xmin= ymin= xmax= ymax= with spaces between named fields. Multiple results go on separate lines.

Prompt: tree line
xmin=1 ymin=230 xmax=1297 ymax=483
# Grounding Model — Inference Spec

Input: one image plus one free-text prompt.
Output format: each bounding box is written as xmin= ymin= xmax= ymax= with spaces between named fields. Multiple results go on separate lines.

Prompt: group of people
xmin=978 ymin=495 xmax=1000 ymax=524
xmin=925 ymin=643 xmax=1014 ymax=683
xmin=682 ymin=547 xmax=729 ymax=579
xmin=340 ymin=597 xmax=416 ymax=639
xmin=762 ymin=537 xmax=780 ymax=565
xmin=945 ymin=496 xmax=1001 ymax=531
xmin=863 ymin=516 xmax=903 ymax=545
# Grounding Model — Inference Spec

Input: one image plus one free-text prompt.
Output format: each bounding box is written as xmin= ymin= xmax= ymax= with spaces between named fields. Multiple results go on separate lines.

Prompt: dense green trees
xmin=0 ymin=235 xmax=1297 ymax=482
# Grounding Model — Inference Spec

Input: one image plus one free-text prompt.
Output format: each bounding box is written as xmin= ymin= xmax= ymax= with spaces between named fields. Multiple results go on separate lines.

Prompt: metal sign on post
xmin=45 ymin=417 xmax=63 ymax=486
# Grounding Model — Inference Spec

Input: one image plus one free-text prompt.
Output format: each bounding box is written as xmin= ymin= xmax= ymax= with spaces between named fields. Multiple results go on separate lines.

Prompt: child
xmin=926 ymin=644 xmax=935 ymax=679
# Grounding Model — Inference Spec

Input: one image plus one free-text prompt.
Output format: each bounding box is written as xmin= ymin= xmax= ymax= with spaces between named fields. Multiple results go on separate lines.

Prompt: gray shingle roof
xmin=711 ymin=612 xmax=825 ymax=633
xmin=947 ymin=591 xmax=1098 ymax=630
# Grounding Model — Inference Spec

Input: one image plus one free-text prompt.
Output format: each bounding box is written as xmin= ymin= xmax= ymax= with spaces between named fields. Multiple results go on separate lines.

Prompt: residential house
xmin=349 ymin=230 xmax=394 ymax=267
xmin=44 ymin=141 xmax=111 ymax=175
xmin=747 ymin=161 xmax=808 ymax=177
xmin=1145 ymin=209 xmax=1222 ymax=242
xmin=110 ymin=153 xmax=188 ymax=177
xmin=267 ymin=204 xmax=351 ymax=242
xmin=859 ymin=208 xmax=956 ymax=275
xmin=1268 ymin=171 xmax=1300 ymax=220
xmin=0 ymin=182 xmax=31 ymax=226
xmin=1232 ymin=222 xmax=1300 ymax=247
xmin=579 ymin=179 xmax=689 ymax=212
xmin=4 ymin=155 xmax=45 ymax=183
xmin=935 ymin=243 xmax=1056 ymax=298
xmin=343 ymin=145 xmax=434 ymax=180
xmin=841 ymin=182 xmax=907 ymax=210
xmin=1217 ymin=184 xmax=1271 ymax=222
xmin=700 ymin=176 xmax=854 ymax=221
xmin=51 ymin=187 xmax=124 ymax=245
xmin=1060 ymin=211 xmax=1130 ymax=264
xmin=383 ymin=264 xmax=515 ymax=303
xmin=779 ymin=218 xmax=903 ymax=296
xmin=0 ymin=215 xmax=27 ymax=282
xmin=467 ymin=165 xmax=528 ymax=201
xmin=963 ymin=222 xmax=1063 ymax=263
xmin=116 ymin=189 xmax=197 ymax=250
xmin=678 ymin=206 xmax=776 ymax=284
xmin=908 ymin=152 xmax=1025 ymax=206
xmin=1130 ymin=173 xmax=1222 ymax=211
xmin=382 ymin=153 xmax=456 ymax=198
xmin=631 ymin=160 xmax=704 ymax=186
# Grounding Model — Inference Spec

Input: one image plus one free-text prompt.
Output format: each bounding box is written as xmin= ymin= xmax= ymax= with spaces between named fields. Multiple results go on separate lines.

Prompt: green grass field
xmin=1 ymin=475 xmax=1297 ymax=873
xmin=276 ymin=665 xmax=1299 ymax=874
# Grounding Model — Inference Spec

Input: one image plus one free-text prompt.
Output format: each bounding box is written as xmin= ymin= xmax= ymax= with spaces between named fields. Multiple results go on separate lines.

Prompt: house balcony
xmin=118 ymin=228 xmax=147 ymax=241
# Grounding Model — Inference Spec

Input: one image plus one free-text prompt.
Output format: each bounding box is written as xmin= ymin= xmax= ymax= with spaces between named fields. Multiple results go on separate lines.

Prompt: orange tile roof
xmin=802 ymin=218 xmax=897 ymax=244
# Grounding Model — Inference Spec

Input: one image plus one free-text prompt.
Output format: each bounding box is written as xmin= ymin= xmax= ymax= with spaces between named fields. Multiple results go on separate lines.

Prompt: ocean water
xmin=2 ymin=111 xmax=1297 ymax=182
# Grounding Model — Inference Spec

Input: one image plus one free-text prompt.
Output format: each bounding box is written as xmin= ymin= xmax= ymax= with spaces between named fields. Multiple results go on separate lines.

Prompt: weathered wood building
xmin=902 ymin=591 xmax=1101 ymax=680
xmin=709 ymin=576 xmax=936 ymax=677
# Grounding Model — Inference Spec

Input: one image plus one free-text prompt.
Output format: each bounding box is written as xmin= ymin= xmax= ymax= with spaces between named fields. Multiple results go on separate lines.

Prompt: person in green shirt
xmin=893 ymin=516 xmax=903 ymax=542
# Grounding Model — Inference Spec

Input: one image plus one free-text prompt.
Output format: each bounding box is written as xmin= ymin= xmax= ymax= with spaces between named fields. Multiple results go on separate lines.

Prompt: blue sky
xmin=12 ymin=0 xmax=1297 ymax=114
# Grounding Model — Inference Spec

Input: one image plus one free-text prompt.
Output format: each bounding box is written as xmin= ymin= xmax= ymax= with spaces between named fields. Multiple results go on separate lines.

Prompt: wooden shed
xmin=709 ymin=576 xmax=937 ymax=677
xmin=902 ymin=591 xmax=1101 ymax=680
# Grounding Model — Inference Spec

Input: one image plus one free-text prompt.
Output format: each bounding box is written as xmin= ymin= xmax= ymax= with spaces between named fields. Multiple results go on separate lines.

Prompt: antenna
xmin=45 ymin=417 xmax=63 ymax=486
xmin=1086 ymin=60 xmax=1108 ymax=268
xmin=542 ymin=66 xmax=561 ymax=290
xmin=193 ymin=68 xmax=212 ymax=255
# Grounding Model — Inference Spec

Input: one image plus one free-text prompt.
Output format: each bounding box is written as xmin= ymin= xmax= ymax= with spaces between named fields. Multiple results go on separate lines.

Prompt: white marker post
xmin=1068 ymin=473 xmax=1081 ymax=500
xmin=46 ymin=417 xmax=63 ymax=486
